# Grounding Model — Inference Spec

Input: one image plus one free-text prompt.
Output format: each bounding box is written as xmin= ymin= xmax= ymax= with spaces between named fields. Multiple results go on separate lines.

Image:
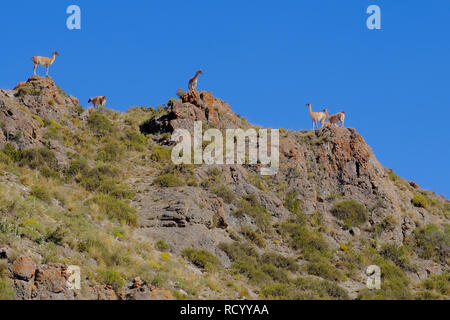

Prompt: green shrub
xmin=87 ymin=111 xmax=117 ymax=137
xmin=379 ymin=244 xmax=411 ymax=269
xmin=261 ymin=277 xmax=348 ymax=300
xmin=91 ymin=195 xmax=137 ymax=226
xmin=156 ymin=240 xmax=170 ymax=252
xmin=219 ymin=242 xmax=300 ymax=286
xmin=96 ymin=139 xmax=124 ymax=162
xmin=0 ymin=278 xmax=15 ymax=300
xmin=260 ymin=252 xmax=299 ymax=272
xmin=1 ymin=143 xmax=21 ymax=162
xmin=412 ymin=194 xmax=428 ymax=208
xmin=151 ymin=146 xmax=172 ymax=163
xmin=306 ymin=255 xmax=341 ymax=281
xmin=30 ymin=185 xmax=51 ymax=202
xmin=218 ymin=242 xmax=259 ymax=262
xmin=331 ymin=200 xmax=368 ymax=228
xmin=241 ymin=227 xmax=266 ymax=248
xmin=412 ymin=224 xmax=449 ymax=263
xmin=388 ymin=170 xmax=400 ymax=183
xmin=154 ymin=174 xmax=185 ymax=188
xmin=80 ymin=165 xmax=133 ymax=198
xmin=66 ymin=157 xmax=89 ymax=177
xmin=234 ymin=194 xmax=272 ymax=233
xmin=279 ymin=220 xmax=329 ymax=259
xmin=181 ymin=248 xmax=221 ymax=272
xmin=417 ymin=272 xmax=449 ymax=299
xmin=123 ymin=128 xmax=147 ymax=151
xmin=19 ymin=148 xmax=59 ymax=177
xmin=98 ymin=269 xmax=125 ymax=291
xmin=33 ymin=115 xmax=44 ymax=127
xmin=212 ymin=185 xmax=235 ymax=204
xmin=16 ymin=85 xmax=41 ymax=97
xmin=284 ymin=190 xmax=302 ymax=214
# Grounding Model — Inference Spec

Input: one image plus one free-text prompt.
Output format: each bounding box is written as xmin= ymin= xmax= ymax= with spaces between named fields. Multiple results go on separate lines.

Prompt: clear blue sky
xmin=1 ymin=1 xmax=449 ymax=198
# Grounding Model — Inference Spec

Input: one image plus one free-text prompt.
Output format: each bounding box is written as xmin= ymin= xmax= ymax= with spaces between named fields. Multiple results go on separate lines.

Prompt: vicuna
xmin=323 ymin=109 xmax=345 ymax=127
xmin=88 ymin=96 xmax=107 ymax=112
xmin=188 ymin=69 xmax=203 ymax=92
xmin=306 ymin=103 xmax=326 ymax=130
xmin=32 ymin=51 xmax=59 ymax=77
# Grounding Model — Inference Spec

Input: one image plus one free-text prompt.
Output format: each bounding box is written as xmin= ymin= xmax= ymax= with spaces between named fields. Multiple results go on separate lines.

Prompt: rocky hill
xmin=0 ymin=76 xmax=448 ymax=300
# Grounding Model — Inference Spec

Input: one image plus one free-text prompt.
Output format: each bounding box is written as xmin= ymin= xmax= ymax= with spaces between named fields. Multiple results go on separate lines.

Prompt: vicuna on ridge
xmin=323 ymin=109 xmax=345 ymax=127
xmin=88 ymin=96 xmax=107 ymax=112
xmin=31 ymin=51 xmax=59 ymax=77
xmin=306 ymin=103 xmax=326 ymax=130
xmin=188 ymin=69 xmax=203 ymax=93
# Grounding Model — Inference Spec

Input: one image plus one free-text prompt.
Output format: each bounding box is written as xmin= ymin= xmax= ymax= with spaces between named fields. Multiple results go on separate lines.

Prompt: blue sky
xmin=0 ymin=1 xmax=449 ymax=197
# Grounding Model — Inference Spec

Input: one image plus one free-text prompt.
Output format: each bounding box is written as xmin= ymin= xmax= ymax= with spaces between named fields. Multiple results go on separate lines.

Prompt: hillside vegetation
xmin=0 ymin=76 xmax=448 ymax=300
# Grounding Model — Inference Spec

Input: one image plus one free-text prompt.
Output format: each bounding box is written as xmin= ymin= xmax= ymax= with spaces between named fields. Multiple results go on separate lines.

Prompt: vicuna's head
xmin=88 ymin=98 xmax=92 ymax=103
xmin=306 ymin=103 xmax=311 ymax=108
xmin=53 ymin=51 xmax=59 ymax=56
xmin=322 ymin=109 xmax=328 ymax=113
xmin=197 ymin=69 xmax=203 ymax=75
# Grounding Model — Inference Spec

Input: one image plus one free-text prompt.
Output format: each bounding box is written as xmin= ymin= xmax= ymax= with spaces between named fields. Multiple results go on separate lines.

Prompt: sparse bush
xmin=91 ymin=195 xmax=137 ymax=226
xmin=212 ymin=185 xmax=235 ymax=204
xmin=30 ymin=185 xmax=52 ymax=202
xmin=279 ymin=220 xmax=329 ymax=259
xmin=80 ymin=164 xmax=132 ymax=198
xmin=260 ymin=252 xmax=298 ymax=272
xmin=379 ymin=244 xmax=411 ymax=269
xmin=98 ymin=269 xmax=125 ymax=291
xmin=181 ymin=248 xmax=221 ymax=272
xmin=176 ymin=88 xmax=186 ymax=98
xmin=19 ymin=148 xmax=60 ymax=178
xmin=154 ymin=174 xmax=185 ymax=188
xmin=33 ymin=115 xmax=44 ymax=127
xmin=16 ymin=85 xmax=41 ymax=97
xmin=156 ymin=240 xmax=170 ymax=252
xmin=234 ymin=194 xmax=272 ymax=233
xmin=87 ymin=111 xmax=117 ymax=137
xmin=416 ymin=272 xmax=449 ymax=300
xmin=261 ymin=277 xmax=348 ymax=300
xmin=412 ymin=194 xmax=428 ymax=208
xmin=411 ymin=224 xmax=449 ymax=263
xmin=306 ymin=255 xmax=341 ymax=281
xmin=96 ymin=139 xmax=125 ymax=162
xmin=241 ymin=227 xmax=266 ymax=248
xmin=331 ymin=200 xmax=368 ymax=228
xmin=0 ymin=278 xmax=15 ymax=300
xmin=284 ymin=190 xmax=302 ymax=214
xmin=151 ymin=146 xmax=172 ymax=163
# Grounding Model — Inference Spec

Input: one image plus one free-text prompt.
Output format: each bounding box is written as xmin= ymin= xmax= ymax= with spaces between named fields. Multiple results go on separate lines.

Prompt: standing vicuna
xmin=306 ymin=103 xmax=326 ymax=130
xmin=31 ymin=51 xmax=59 ymax=77
xmin=88 ymin=96 xmax=107 ymax=112
xmin=188 ymin=69 xmax=203 ymax=93
xmin=323 ymin=109 xmax=345 ymax=127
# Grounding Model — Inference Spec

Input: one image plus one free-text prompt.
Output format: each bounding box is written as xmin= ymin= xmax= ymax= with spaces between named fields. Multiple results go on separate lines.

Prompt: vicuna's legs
xmin=46 ymin=65 xmax=49 ymax=77
xmin=33 ymin=64 xmax=37 ymax=76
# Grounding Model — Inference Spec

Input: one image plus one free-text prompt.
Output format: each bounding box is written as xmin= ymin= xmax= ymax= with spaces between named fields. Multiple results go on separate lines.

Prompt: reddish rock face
xmin=12 ymin=256 xmax=36 ymax=281
xmin=0 ymin=76 xmax=80 ymax=150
